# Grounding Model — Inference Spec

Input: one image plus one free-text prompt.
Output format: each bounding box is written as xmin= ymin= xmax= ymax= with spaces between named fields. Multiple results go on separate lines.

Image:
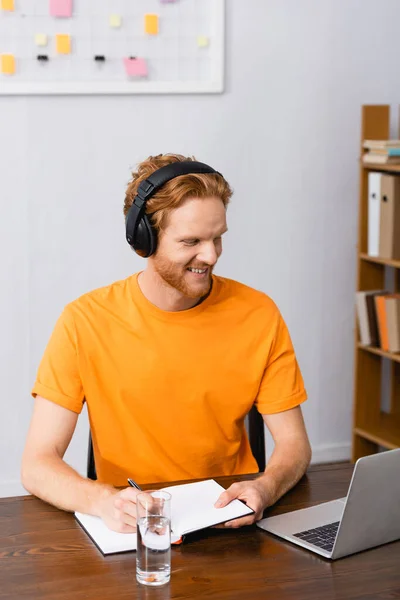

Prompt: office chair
xmin=87 ymin=431 xmax=97 ymax=480
xmin=247 ymin=405 xmax=266 ymax=472
xmin=86 ymin=405 xmax=266 ymax=480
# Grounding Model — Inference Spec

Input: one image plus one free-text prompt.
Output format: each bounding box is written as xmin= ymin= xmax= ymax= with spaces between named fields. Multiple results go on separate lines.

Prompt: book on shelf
xmin=366 ymin=292 xmax=386 ymax=347
xmin=386 ymin=297 xmax=400 ymax=353
xmin=365 ymin=148 xmax=400 ymax=157
xmin=363 ymin=139 xmax=400 ymax=164
xmin=362 ymin=153 xmax=400 ymax=165
xmin=363 ymin=139 xmax=400 ymax=150
xmin=375 ymin=295 xmax=390 ymax=351
xmin=356 ymin=290 xmax=386 ymax=346
xmin=374 ymin=294 xmax=400 ymax=353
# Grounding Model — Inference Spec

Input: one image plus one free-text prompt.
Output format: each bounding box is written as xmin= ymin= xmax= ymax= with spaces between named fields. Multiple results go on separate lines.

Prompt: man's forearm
xmin=257 ymin=439 xmax=312 ymax=507
xmin=21 ymin=453 xmax=116 ymax=516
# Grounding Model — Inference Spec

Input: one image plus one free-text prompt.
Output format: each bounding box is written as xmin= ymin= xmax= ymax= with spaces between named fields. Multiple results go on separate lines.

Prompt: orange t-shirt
xmin=32 ymin=273 xmax=307 ymax=486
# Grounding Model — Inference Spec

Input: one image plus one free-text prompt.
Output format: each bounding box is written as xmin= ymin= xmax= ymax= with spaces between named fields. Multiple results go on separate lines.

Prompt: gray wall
xmin=1 ymin=0 xmax=400 ymax=496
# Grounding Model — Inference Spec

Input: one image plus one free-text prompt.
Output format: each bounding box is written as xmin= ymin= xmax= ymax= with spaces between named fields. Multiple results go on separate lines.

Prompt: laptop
xmin=256 ymin=448 xmax=400 ymax=560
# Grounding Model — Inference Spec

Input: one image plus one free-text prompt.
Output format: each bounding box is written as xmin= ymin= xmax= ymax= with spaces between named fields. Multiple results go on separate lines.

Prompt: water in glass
xmin=136 ymin=515 xmax=171 ymax=586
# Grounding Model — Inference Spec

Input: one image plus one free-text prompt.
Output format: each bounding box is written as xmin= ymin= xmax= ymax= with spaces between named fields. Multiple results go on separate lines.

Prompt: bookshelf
xmin=353 ymin=105 xmax=400 ymax=461
xmin=357 ymin=343 xmax=400 ymax=365
xmin=364 ymin=163 xmax=400 ymax=174
xmin=360 ymin=253 xmax=400 ymax=269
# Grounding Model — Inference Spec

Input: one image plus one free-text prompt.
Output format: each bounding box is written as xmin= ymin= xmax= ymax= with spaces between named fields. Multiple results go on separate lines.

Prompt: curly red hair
xmin=123 ymin=153 xmax=232 ymax=234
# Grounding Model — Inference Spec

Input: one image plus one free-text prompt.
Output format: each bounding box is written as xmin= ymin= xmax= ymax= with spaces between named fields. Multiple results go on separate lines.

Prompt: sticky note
xmin=56 ymin=34 xmax=71 ymax=54
xmin=123 ymin=57 xmax=148 ymax=77
xmin=35 ymin=34 xmax=48 ymax=46
xmin=1 ymin=54 xmax=15 ymax=75
xmin=50 ymin=0 xmax=72 ymax=18
xmin=109 ymin=14 xmax=122 ymax=28
xmin=197 ymin=36 xmax=209 ymax=48
xmin=145 ymin=14 xmax=158 ymax=35
xmin=1 ymin=0 xmax=14 ymax=11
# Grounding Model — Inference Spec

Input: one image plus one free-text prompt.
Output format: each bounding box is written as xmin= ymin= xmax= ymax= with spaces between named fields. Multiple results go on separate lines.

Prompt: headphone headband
xmin=126 ymin=160 xmax=222 ymax=257
xmin=135 ymin=161 xmax=221 ymax=203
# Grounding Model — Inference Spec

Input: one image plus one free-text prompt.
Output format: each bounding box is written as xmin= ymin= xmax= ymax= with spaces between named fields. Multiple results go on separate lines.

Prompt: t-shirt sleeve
xmin=255 ymin=311 xmax=307 ymax=415
xmin=31 ymin=305 xmax=85 ymax=414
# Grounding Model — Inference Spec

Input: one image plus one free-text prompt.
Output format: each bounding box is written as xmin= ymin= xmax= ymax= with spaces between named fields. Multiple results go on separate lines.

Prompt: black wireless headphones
xmin=125 ymin=161 xmax=222 ymax=258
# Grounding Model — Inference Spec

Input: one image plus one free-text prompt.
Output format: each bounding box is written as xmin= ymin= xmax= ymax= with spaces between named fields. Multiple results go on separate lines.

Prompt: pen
xmin=127 ymin=478 xmax=142 ymax=491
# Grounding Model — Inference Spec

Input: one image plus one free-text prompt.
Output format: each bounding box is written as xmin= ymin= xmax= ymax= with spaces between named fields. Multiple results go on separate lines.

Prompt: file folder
xmin=368 ymin=173 xmax=381 ymax=256
xmin=379 ymin=175 xmax=400 ymax=259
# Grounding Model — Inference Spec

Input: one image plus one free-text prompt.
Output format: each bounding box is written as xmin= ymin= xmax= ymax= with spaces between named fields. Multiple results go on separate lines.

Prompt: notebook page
xmin=74 ymin=512 xmax=182 ymax=555
xmin=163 ymin=479 xmax=254 ymax=536
xmin=75 ymin=512 xmax=137 ymax=555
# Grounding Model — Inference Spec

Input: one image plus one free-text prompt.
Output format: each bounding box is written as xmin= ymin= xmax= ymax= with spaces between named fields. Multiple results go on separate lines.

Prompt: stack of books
xmin=356 ymin=291 xmax=400 ymax=353
xmin=362 ymin=139 xmax=400 ymax=164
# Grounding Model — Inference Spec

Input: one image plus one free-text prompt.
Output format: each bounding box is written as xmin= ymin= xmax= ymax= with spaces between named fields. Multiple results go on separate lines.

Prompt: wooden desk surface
xmin=0 ymin=462 xmax=399 ymax=600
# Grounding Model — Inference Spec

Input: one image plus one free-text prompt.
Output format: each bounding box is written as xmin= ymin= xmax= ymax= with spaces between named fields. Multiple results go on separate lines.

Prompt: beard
xmin=153 ymin=252 xmax=213 ymax=299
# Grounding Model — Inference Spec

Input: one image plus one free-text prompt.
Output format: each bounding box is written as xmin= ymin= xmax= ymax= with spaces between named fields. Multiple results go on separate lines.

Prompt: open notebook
xmin=75 ymin=479 xmax=254 ymax=555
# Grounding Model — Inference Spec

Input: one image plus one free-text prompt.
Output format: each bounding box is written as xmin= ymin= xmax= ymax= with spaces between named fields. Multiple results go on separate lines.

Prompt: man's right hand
xmin=97 ymin=487 xmax=141 ymax=533
xmin=21 ymin=397 xmax=143 ymax=530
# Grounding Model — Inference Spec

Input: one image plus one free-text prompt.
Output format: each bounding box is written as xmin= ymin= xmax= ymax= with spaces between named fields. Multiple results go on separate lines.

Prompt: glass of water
xmin=136 ymin=490 xmax=171 ymax=586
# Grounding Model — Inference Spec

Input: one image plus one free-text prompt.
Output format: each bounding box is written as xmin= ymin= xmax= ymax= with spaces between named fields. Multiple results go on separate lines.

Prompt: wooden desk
xmin=1 ymin=463 xmax=399 ymax=600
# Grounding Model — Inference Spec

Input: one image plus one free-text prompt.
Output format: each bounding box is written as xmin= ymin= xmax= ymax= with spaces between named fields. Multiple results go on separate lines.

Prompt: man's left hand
xmin=214 ymin=479 xmax=271 ymax=528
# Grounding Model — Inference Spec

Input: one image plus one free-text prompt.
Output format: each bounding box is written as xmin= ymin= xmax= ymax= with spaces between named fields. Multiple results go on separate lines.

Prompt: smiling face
xmin=150 ymin=196 xmax=228 ymax=299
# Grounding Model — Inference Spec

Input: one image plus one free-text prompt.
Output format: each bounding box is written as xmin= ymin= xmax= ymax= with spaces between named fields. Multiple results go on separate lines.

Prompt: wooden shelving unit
xmin=357 ymin=343 xmax=400 ymax=364
xmin=359 ymin=253 xmax=400 ymax=269
xmin=363 ymin=163 xmax=400 ymax=174
xmin=352 ymin=105 xmax=400 ymax=461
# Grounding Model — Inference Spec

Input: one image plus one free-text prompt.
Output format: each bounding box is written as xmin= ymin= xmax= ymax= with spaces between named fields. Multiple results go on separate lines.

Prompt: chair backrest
xmin=87 ymin=431 xmax=97 ymax=480
xmin=247 ymin=405 xmax=266 ymax=472
xmin=86 ymin=405 xmax=265 ymax=480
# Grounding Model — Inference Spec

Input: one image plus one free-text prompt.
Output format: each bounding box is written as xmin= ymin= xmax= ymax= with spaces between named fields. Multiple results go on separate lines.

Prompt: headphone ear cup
xmin=134 ymin=213 xmax=157 ymax=258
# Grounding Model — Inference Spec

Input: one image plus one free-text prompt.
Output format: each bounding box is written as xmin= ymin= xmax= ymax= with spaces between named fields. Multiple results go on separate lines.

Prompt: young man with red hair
xmin=22 ymin=154 xmax=311 ymax=533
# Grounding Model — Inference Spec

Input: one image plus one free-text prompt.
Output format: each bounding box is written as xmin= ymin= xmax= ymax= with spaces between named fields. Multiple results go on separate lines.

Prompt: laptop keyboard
xmin=293 ymin=521 xmax=340 ymax=552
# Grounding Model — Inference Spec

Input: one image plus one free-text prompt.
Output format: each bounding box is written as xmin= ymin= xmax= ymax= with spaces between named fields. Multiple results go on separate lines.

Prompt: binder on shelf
xmin=379 ymin=175 xmax=400 ymax=260
xmin=367 ymin=173 xmax=381 ymax=256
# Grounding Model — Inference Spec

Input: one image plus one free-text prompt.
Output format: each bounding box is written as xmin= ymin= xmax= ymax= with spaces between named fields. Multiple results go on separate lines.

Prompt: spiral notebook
xmin=75 ymin=479 xmax=254 ymax=555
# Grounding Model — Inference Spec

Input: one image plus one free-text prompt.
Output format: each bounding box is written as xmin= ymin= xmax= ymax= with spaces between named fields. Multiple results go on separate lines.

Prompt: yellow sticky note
xmin=1 ymin=54 xmax=15 ymax=75
xmin=109 ymin=14 xmax=122 ymax=28
xmin=197 ymin=36 xmax=209 ymax=48
xmin=35 ymin=34 xmax=48 ymax=47
xmin=56 ymin=34 xmax=71 ymax=54
xmin=1 ymin=0 xmax=14 ymax=11
xmin=145 ymin=14 xmax=158 ymax=35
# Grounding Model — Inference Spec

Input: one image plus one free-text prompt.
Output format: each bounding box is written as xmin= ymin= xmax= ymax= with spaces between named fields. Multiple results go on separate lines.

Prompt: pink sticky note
xmin=124 ymin=57 xmax=148 ymax=77
xmin=50 ymin=0 xmax=72 ymax=17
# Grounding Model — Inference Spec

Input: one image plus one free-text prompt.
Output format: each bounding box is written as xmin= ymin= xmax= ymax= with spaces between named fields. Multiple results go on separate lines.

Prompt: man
xmin=21 ymin=153 xmax=311 ymax=533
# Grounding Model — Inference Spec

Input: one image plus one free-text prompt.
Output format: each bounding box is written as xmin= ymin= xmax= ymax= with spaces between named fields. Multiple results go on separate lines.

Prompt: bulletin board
xmin=0 ymin=0 xmax=225 ymax=95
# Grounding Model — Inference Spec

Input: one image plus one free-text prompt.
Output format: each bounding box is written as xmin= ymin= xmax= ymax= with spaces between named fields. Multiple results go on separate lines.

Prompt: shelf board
xmin=359 ymin=253 xmax=400 ymax=269
xmin=357 ymin=343 xmax=400 ymax=363
xmin=362 ymin=162 xmax=400 ymax=173
xmin=354 ymin=424 xmax=399 ymax=449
